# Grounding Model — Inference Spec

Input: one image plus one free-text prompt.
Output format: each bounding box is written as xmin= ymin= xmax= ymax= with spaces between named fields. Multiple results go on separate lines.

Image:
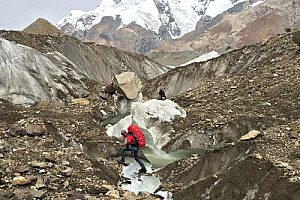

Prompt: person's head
xmin=121 ymin=130 xmax=127 ymax=137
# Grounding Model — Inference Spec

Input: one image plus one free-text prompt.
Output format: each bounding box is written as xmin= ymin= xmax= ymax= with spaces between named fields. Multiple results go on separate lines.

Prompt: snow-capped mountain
xmin=57 ymin=0 xmax=246 ymax=39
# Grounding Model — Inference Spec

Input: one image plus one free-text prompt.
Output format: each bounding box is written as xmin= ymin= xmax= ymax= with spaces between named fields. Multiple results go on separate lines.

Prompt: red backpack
xmin=127 ymin=124 xmax=146 ymax=148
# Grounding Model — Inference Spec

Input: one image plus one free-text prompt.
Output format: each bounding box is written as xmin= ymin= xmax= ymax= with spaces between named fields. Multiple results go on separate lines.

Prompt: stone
xmin=15 ymin=166 xmax=30 ymax=173
xmin=9 ymin=124 xmax=24 ymax=136
xmin=63 ymin=180 xmax=69 ymax=188
xmin=11 ymin=176 xmax=32 ymax=186
xmin=35 ymin=177 xmax=45 ymax=189
xmin=67 ymin=190 xmax=85 ymax=199
xmin=26 ymin=124 xmax=46 ymax=136
xmin=106 ymin=190 xmax=120 ymax=199
xmin=72 ymin=98 xmax=90 ymax=105
xmin=289 ymin=132 xmax=298 ymax=139
xmin=101 ymin=184 xmax=115 ymax=191
xmin=26 ymin=175 xmax=38 ymax=181
xmin=30 ymin=190 xmax=47 ymax=199
xmin=30 ymin=161 xmax=48 ymax=168
xmin=240 ymin=130 xmax=261 ymax=141
xmin=45 ymin=154 xmax=57 ymax=162
xmin=113 ymin=72 xmax=143 ymax=99
xmin=123 ymin=191 xmax=138 ymax=200
xmin=254 ymin=153 xmax=263 ymax=160
xmin=13 ymin=189 xmax=32 ymax=199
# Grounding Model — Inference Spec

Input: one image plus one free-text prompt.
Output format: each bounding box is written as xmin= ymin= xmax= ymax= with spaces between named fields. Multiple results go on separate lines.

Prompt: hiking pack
xmin=127 ymin=124 xmax=146 ymax=148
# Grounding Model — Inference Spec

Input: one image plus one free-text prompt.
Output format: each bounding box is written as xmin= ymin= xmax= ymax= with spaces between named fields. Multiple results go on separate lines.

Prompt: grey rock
xmin=9 ymin=124 xmax=24 ymax=137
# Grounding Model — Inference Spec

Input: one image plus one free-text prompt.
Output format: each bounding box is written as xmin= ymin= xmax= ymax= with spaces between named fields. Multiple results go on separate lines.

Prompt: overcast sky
xmin=0 ymin=0 xmax=99 ymax=30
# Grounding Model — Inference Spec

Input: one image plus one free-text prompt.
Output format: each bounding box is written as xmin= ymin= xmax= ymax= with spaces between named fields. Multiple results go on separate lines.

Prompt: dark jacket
xmin=159 ymin=89 xmax=166 ymax=100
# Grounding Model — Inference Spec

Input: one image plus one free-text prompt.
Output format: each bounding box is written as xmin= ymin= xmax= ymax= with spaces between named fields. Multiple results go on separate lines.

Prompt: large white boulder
xmin=113 ymin=72 xmax=143 ymax=100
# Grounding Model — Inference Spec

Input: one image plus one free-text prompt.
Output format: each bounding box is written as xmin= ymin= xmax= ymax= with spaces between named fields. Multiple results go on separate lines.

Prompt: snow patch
xmin=180 ymin=51 xmax=220 ymax=66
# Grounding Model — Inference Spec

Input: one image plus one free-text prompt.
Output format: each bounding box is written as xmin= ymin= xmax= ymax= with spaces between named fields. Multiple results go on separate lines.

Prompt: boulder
xmin=113 ymin=72 xmax=143 ymax=99
xmin=11 ymin=176 xmax=32 ymax=186
xmin=240 ymin=130 xmax=261 ymax=141
xmin=9 ymin=124 xmax=24 ymax=137
xmin=26 ymin=124 xmax=46 ymax=136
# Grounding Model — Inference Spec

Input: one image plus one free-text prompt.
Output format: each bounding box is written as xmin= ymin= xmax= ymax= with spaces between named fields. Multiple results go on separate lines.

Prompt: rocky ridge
xmin=149 ymin=32 xmax=300 ymax=199
xmin=0 ymin=30 xmax=169 ymax=84
xmin=143 ymin=31 xmax=299 ymax=98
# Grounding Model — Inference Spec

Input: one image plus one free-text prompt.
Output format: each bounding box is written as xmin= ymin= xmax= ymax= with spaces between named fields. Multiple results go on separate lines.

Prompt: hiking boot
xmin=138 ymin=167 xmax=147 ymax=174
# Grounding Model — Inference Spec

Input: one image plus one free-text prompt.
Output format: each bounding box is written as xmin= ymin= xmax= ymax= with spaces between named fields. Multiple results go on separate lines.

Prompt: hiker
xmin=118 ymin=125 xmax=147 ymax=174
xmin=159 ymin=89 xmax=166 ymax=100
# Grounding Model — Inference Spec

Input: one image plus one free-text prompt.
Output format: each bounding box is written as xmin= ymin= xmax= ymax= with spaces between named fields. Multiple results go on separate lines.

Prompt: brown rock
xmin=26 ymin=124 xmax=46 ymax=136
xmin=45 ymin=154 xmax=57 ymax=162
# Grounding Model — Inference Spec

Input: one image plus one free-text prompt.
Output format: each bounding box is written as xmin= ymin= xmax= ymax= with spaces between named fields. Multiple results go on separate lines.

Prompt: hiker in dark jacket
xmin=159 ymin=89 xmax=166 ymax=100
xmin=118 ymin=130 xmax=146 ymax=173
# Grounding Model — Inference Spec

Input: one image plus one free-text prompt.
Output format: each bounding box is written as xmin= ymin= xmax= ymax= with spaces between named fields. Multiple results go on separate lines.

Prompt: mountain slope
xmin=157 ymin=0 xmax=300 ymax=53
xmin=143 ymin=30 xmax=299 ymax=99
xmin=155 ymin=31 xmax=300 ymax=199
xmin=0 ymin=31 xmax=169 ymax=84
xmin=0 ymin=38 xmax=88 ymax=105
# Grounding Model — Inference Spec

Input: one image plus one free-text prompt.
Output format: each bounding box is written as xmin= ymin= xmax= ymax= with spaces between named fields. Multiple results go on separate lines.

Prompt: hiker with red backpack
xmin=118 ymin=124 xmax=147 ymax=174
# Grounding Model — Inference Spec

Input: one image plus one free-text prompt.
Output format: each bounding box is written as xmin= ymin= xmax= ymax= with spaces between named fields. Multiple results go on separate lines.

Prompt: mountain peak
xmin=23 ymin=18 xmax=63 ymax=36
xmin=57 ymin=0 xmax=246 ymax=39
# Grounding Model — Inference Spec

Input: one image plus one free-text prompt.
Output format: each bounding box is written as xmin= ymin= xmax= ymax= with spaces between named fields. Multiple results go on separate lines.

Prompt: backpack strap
xmin=129 ymin=132 xmax=139 ymax=147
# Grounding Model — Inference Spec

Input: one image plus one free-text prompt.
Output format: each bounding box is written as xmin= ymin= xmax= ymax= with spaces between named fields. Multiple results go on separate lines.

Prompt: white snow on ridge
xmin=206 ymin=0 xmax=246 ymax=18
xmin=180 ymin=51 xmax=220 ymax=66
xmin=58 ymin=0 xmax=161 ymax=33
xmin=57 ymin=0 xmax=248 ymax=38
